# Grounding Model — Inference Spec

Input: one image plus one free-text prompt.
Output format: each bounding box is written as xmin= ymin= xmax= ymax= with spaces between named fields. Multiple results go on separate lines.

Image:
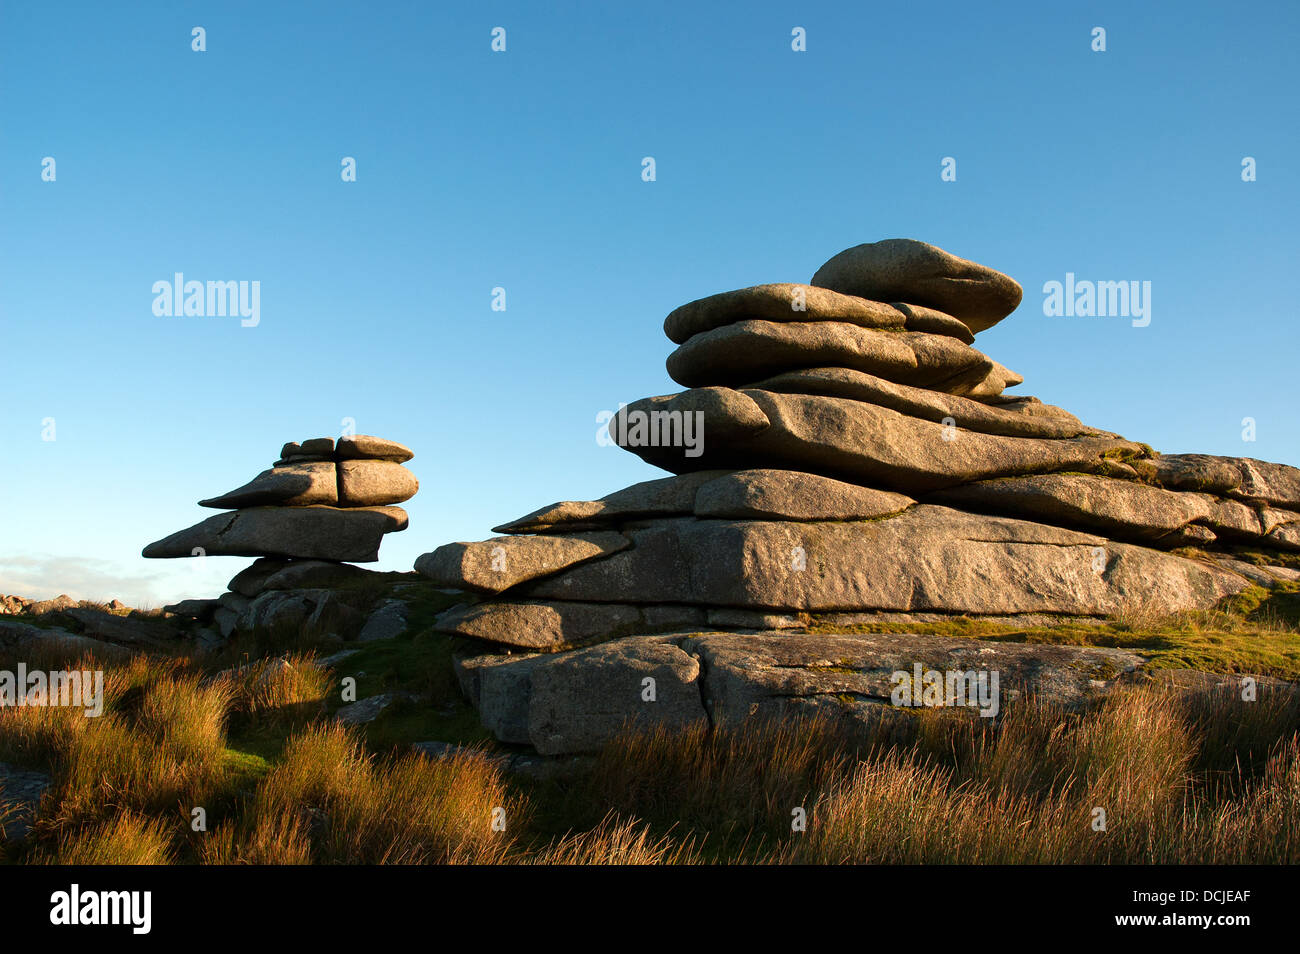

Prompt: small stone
xmin=357 ymin=599 xmax=409 ymax=642
xmin=335 ymin=691 xmax=416 ymax=725
xmin=336 ymin=435 xmax=415 ymax=462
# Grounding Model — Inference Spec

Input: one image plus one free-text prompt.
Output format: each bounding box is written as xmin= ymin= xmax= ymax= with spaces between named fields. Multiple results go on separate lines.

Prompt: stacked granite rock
xmin=415 ymin=239 xmax=1300 ymax=753
xmin=144 ymin=435 xmax=415 ymax=563
xmin=144 ymin=435 xmax=417 ymax=639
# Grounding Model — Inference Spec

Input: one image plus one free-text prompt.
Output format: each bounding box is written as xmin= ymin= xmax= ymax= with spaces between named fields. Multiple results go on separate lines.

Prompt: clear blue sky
xmin=2 ymin=0 xmax=1296 ymax=606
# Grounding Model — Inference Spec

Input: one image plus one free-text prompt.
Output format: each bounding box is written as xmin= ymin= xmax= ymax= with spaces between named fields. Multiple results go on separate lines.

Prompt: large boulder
xmin=526 ymin=636 xmax=708 ymax=755
xmin=811 ymin=238 xmax=1023 ymax=334
xmin=228 ymin=558 xmax=374 ymax=596
xmin=681 ymin=631 xmax=1145 ymax=727
xmin=455 ymin=630 xmax=1147 ymax=753
xmin=142 ymin=505 xmax=407 ymax=562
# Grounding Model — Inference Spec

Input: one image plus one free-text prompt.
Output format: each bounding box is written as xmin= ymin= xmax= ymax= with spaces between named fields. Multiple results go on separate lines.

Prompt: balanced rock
xmin=811 ymin=238 xmax=1023 ymax=333
xmin=146 ymin=434 xmax=417 ymax=566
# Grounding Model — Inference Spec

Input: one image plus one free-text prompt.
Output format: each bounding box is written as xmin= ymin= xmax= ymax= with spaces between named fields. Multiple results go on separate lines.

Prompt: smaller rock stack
xmin=146 ymin=435 xmax=418 ymax=641
xmin=143 ymin=435 xmax=416 ymax=564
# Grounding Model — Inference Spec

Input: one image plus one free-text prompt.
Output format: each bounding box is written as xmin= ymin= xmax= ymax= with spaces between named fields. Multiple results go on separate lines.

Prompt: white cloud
xmin=0 ymin=554 xmax=231 ymax=609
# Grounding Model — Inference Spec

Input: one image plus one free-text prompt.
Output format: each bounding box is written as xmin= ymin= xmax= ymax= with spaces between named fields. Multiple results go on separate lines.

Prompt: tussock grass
xmin=207 ymin=723 xmax=521 ymax=864
xmin=37 ymin=811 xmax=175 ymax=865
xmin=214 ymin=654 xmax=332 ymax=731
xmin=526 ymin=813 xmax=700 ymax=865
xmin=4 ymin=598 xmax=1298 ymax=865
xmin=558 ymin=716 xmax=857 ymax=857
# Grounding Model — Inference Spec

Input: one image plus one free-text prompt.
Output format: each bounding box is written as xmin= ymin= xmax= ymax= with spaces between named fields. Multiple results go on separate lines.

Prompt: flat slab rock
xmin=280 ymin=434 xmax=415 ymax=464
xmin=518 ymin=506 xmax=1249 ymax=621
xmin=663 ymin=283 xmax=974 ymax=345
xmin=455 ymin=631 xmax=1144 ymax=755
xmin=488 ymin=468 xmax=912 ymax=535
xmin=666 ymin=320 xmax=1007 ymax=396
xmin=142 ymin=505 xmax=407 ymax=562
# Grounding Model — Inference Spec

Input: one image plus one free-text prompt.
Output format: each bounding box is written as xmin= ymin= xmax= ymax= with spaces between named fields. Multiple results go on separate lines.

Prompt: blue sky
xmin=2 ymin=0 xmax=1296 ymax=605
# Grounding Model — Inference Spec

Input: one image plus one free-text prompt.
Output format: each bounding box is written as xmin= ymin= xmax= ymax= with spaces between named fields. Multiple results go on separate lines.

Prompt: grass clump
xmin=205 ymin=723 xmax=520 ymax=864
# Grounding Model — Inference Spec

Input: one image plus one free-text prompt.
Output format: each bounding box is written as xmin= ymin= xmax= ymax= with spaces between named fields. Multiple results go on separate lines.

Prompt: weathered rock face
xmin=431 ymin=508 xmax=1247 ymax=650
xmin=610 ymin=389 xmax=1146 ymax=492
xmin=454 ymin=630 xmax=1146 ymax=754
xmin=409 ymin=237 xmax=1298 ymax=752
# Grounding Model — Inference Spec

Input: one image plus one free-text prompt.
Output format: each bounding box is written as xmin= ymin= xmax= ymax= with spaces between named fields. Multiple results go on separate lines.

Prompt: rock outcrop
xmin=141 ymin=435 xmax=417 ymax=643
xmin=412 ymin=239 xmax=1299 ymax=752
xmin=144 ymin=435 xmax=416 ymax=563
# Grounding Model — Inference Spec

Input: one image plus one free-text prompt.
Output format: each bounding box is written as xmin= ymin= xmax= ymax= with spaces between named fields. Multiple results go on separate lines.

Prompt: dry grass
xmin=204 ymin=723 xmax=521 ymax=864
xmin=36 ymin=811 xmax=175 ymax=865
xmin=526 ymin=813 xmax=700 ymax=865
xmin=213 ymin=654 xmax=332 ymax=730
xmin=3 ymin=625 xmax=1297 ymax=865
